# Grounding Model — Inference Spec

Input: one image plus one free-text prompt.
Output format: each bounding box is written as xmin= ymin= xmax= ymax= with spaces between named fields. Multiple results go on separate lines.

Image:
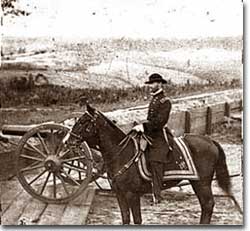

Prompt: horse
xmin=67 ymin=104 xmax=241 ymax=225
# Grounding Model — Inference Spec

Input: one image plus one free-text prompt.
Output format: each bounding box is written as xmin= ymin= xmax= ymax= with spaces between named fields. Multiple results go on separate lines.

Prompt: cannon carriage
xmin=0 ymin=113 xmax=105 ymax=204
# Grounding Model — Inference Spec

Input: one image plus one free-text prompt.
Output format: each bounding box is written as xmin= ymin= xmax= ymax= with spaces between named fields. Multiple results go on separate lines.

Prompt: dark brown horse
xmin=67 ymin=104 xmax=240 ymax=225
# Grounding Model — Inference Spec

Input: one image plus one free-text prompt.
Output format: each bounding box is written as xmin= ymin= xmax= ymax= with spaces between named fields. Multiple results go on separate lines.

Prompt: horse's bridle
xmin=68 ymin=110 xmax=145 ymax=181
xmin=69 ymin=111 xmax=98 ymax=142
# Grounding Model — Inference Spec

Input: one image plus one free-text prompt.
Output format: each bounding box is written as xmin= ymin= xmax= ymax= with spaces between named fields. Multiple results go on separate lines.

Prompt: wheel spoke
xmin=77 ymin=161 xmax=82 ymax=181
xmin=37 ymin=132 xmax=50 ymax=155
xmin=55 ymin=131 xmax=68 ymax=156
xmin=67 ymin=161 xmax=74 ymax=175
xmin=50 ymin=129 xmax=55 ymax=153
xmin=22 ymin=146 xmax=45 ymax=157
xmin=40 ymin=172 xmax=51 ymax=195
xmin=53 ymin=173 xmax=57 ymax=198
xmin=20 ymin=154 xmax=44 ymax=162
xmin=63 ymin=162 xmax=87 ymax=173
xmin=61 ymin=156 xmax=86 ymax=163
xmin=59 ymin=149 xmax=70 ymax=159
xmin=57 ymin=174 xmax=70 ymax=196
xmin=20 ymin=163 xmax=45 ymax=172
xmin=55 ymin=141 xmax=65 ymax=157
xmin=26 ymin=142 xmax=47 ymax=158
xmin=61 ymin=169 xmax=80 ymax=186
xmin=28 ymin=169 xmax=47 ymax=185
xmin=25 ymin=160 xmax=41 ymax=169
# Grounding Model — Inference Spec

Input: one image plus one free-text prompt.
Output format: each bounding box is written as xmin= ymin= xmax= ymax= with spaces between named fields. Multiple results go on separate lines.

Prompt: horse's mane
xmin=97 ymin=111 xmax=126 ymax=136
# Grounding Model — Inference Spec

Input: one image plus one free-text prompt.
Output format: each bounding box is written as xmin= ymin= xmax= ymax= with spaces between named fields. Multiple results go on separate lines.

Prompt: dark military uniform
xmin=143 ymin=89 xmax=172 ymax=201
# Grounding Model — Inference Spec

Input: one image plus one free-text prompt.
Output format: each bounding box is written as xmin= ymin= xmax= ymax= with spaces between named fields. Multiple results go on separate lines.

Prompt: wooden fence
xmin=120 ymin=99 xmax=242 ymax=136
xmin=172 ymin=99 xmax=242 ymax=136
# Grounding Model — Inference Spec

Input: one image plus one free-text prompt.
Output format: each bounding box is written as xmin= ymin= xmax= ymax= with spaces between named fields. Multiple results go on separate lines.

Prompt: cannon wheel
xmin=15 ymin=123 xmax=93 ymax=204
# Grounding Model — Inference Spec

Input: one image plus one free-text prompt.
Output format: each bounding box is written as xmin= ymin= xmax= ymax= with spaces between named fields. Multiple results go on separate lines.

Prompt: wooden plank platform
xmin=1 ymin=179 xmax=96 ymax=225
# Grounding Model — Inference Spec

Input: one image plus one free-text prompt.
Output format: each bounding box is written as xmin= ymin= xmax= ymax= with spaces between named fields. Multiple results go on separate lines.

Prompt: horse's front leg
xmin=126 ymin=192 xmax=142 ymax=224
xmin=116 ymin=191 xmax=130 ymax=224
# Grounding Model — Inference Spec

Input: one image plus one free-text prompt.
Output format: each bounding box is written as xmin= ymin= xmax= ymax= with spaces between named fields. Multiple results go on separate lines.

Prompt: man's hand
xmin=132 ymin=124 xmax=144 ymax=133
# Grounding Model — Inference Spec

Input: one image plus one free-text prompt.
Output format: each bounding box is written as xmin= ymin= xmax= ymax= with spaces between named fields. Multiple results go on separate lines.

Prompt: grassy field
xmin=0 ymin=36 xmax=243 ymax=107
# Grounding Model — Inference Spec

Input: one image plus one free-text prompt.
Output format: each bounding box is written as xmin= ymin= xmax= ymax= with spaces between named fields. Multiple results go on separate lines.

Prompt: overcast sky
xmin=2 ymin=0 xmax=243 ymax=39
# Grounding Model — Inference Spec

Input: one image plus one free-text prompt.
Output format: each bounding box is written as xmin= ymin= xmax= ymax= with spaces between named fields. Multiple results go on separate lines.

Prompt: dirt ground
xmin=0 ymin=90 xmax=243 ymax=225
xmin=86 ymin=120 xmax=243 ymax=225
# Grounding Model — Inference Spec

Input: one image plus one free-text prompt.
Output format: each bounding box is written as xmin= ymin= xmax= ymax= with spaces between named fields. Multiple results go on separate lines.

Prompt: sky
xmin=1 ymin=0 xmax=243 ymax=39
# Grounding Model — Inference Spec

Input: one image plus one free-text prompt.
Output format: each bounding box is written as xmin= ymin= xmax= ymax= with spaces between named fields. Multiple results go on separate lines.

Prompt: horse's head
xmin=67 ymin=104 xmax=100 ymax=149
xmin=68 ymin=103 xmax=125 ymax=153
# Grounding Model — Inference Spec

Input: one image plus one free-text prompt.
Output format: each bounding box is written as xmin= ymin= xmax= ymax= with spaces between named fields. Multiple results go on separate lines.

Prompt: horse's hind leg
xmin=126 ymin=192 xmax=142 ymax=224
xmin=190 ymin=181 xmax=215 ymax=224
xmin=116 ymin=191 xmax=130 ymax=224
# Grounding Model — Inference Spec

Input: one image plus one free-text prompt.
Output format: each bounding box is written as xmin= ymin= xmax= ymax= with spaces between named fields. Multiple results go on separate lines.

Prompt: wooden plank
xmin=206 ymin=107 xmax=212 ymax=135
xmin=212 ymin=111 xmax=226 ymax=124
xmin=37 ymin=203 xmax=66 ymax=225
xmin=0 ymin=151 xmax=16 ymax=181
xmin=1 ymin=180 xmax=23 ymax=214
xmin=60 ymin=185 xmax=96 ymax=225
xmin=224 ymin=102 xmax=231 ymax=117
xmin=189 ymin=114 xmax=206 ymax=134
xmin=190 ymin=107 xmax=207 ymax=119
xmin=231 ymin=100 xmax=242 ymax=110
xmin=18 ymin=198 xmax=47 ymax=225
xmin=2 ymin=190 xmax=32 ymax=225
xmin=209 ymin=103 xmax=225 ymax=124
xmin=210 ymin=102 xmax=225 ymax=111
xmin=191 ymin=125 xmax=206 ymax=135
xmin=231 ymin=112 xmax=242 ymax=121
xmin=169 ymin=111 xmax=186 ymax=136
xmin=184 ymin=111 xmax=191 ymax=134
xmin=190 ymin=115 xmax=206 ymax=127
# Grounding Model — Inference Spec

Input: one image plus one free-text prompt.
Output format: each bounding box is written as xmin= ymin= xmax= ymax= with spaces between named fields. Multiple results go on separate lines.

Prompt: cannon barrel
xmin=2 ymin=124 xmax=38 ymax=136
xmin=2 ymin=122 xmax=54 ymax=137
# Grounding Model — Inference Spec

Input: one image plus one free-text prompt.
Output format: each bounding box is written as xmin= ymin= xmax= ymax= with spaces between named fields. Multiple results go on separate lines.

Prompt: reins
xmin=112 ymin=137 xmax=140 ymax=180
xmin=69 ymin=131 xmax=82 ymax=141
xmin=110 ymin=131 xmax=152 ymax=181
xmin=69 ymin=110 xmax=152 ymax=181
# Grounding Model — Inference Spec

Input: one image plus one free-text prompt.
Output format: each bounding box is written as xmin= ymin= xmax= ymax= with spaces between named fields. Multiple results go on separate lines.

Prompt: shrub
xmin=0 ymin=77 xmax=241 ymax=108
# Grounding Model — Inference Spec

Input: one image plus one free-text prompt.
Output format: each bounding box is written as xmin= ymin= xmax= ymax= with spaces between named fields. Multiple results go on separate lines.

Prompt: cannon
xmin=1 ymin=113 xmax=104 ymax=204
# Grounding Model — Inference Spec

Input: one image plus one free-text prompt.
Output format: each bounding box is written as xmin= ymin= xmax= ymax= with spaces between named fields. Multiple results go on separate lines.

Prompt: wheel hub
xmin=44 ymin=155 xmax=62 ymax=172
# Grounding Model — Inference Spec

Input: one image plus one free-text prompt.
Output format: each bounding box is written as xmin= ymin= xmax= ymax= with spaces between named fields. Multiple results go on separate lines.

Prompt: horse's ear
xmin=86 ymin=103 xmax=96 ymax=115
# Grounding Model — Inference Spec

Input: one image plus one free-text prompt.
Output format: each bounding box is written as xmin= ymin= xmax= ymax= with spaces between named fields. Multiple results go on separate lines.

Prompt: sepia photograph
xmin=0 ymin=0 xmax=243 ymax=226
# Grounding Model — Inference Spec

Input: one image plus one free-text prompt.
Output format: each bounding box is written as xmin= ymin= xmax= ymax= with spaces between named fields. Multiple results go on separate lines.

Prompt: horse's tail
xmin=212 ymin=140 xmax=231 ymax=194
xmin=213 ymin=140 xmax=243 ymax=215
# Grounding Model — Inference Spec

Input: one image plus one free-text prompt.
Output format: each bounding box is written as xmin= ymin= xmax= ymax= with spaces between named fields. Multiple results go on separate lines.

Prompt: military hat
xmin=145 ymin=73 xmax=167 ymax=84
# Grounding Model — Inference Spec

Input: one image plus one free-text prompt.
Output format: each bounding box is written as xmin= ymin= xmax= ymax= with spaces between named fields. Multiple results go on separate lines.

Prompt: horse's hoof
xmin=155 ymin=199 xmax=162 ymax=204
xmin=150 ymin=198 xmax=162 ymax=205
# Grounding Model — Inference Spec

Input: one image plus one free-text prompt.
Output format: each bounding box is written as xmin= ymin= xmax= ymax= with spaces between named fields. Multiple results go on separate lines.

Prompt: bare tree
xmin=1 ymin=0 xmax=31 ymax=57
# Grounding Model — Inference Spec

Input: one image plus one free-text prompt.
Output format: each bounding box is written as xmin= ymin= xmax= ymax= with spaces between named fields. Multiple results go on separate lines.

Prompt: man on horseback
xmin=132 ymin=73 xmax=173 ymax=204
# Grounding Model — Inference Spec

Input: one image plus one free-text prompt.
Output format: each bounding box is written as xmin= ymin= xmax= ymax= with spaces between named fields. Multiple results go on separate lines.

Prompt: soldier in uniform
xmin=133 ymin=73 xmax=173 ymax=204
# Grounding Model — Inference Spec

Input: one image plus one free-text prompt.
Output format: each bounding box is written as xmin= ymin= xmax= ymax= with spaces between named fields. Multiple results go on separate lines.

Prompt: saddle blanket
xmin=137 ymin=136 xmax=199 ymax=181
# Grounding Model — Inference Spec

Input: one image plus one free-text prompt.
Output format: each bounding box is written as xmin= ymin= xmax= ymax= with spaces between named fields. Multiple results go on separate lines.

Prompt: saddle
xmin=137 ymin=130 xmax=199 ymax=181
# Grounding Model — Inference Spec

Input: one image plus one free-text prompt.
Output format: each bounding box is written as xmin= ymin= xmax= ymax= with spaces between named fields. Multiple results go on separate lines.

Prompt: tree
xmin=1 ymin=0 xmax=30 ymax=16
xmin=1 ymin=0 xmax=31 ymax=57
